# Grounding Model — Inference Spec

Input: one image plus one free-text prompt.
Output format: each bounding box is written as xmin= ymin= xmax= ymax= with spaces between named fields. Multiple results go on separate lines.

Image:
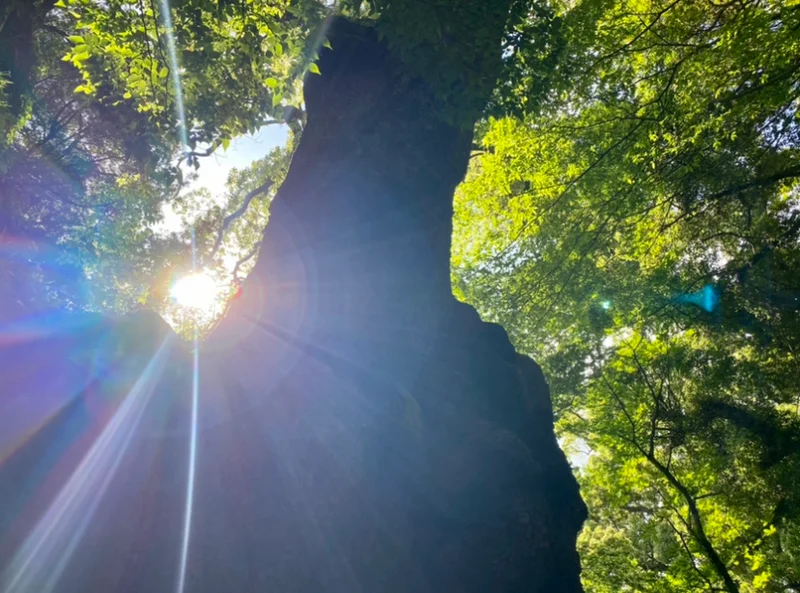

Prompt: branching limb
xmin=232 ymin=243 xmax=260 ymax=283
xmin=207 ymin=179 xmax=274 ymax=262
xmin=666 ymin=517 xmax=719 ymax=592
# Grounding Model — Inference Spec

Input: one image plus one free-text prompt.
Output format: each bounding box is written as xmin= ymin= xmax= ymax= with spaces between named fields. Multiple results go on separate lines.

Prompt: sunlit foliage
xmin=0 ymin=0 xmax=308 ymax=325
xmin=454 ymin=0 xmax=800 ymax=590
xmin=55 ymin=0 xmax=324 ymax=161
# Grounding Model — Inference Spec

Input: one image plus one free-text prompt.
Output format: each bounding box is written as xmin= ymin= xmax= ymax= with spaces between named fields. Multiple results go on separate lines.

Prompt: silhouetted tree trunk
xmin=0 ymin=17 xmax=586 ymax=593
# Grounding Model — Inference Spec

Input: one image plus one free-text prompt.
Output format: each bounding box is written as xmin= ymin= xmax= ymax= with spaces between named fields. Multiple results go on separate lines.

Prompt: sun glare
xmin=171 ymin=272 xmax=220 ymax=312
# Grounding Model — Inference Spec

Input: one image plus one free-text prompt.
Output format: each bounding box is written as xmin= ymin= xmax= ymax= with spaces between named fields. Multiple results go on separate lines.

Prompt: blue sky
xmin=192 ymin=124 xmax=289 ymax=198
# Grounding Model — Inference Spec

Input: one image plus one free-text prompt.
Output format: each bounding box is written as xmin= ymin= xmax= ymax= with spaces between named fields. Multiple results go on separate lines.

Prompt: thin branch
xmin=41 ymin=24 xmax=69 ymax=39
xmin=232 ymin=243 xmax=260 ymax=282
xmin=186 ymin=121 xmax=284 ymax=159
xmin=601 ymin=373 xmax=643 ymax=453
xmin=590 ymin=0 xmax=685 ymax=69
xmin=647 ymin=452 xmax=740 ymax=592
xmin=705 ymin=164 xmax=800 ymax=202
xmin=207 ymin=179 xmax=274 ymax=261
xmin=667 ymin=517 xmax=718 ymax=591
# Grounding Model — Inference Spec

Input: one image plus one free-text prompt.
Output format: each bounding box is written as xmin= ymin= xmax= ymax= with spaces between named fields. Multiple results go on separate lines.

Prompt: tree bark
xmin=0 ymin=18 xmax=586 ymax=593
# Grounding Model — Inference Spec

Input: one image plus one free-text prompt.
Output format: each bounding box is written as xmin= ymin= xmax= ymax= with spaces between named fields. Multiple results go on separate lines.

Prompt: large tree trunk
xmin=0 ymin=18 xmax=585 ymax=593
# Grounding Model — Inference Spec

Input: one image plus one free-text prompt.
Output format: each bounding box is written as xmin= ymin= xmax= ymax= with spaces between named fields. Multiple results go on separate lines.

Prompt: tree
xmin=2 ymin=0 xmax=565 ymax=321
xmin=159 ymin=142 xmax=292 ymax=337
xmin=566 ymin=334 xmax=800 ymax=593
xmin=0 ymin=3 xmax=586 ymax=593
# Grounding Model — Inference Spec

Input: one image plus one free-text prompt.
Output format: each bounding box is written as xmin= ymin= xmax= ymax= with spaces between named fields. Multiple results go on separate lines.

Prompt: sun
xmin=170 ymin=271 xmax=221 ymax=312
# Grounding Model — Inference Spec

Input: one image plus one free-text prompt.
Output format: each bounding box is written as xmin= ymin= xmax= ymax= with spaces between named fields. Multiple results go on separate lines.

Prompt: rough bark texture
xmin=0 ymin=19 xmax=585 ymax=593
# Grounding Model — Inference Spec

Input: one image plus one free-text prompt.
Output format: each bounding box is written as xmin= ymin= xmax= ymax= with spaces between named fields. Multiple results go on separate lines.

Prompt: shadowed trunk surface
xmin=0 ymin=19 xmax=586 ymax=593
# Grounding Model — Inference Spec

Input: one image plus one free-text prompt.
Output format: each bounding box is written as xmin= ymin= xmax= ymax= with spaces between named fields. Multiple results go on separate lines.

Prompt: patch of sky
xmin=156 ymin=124 xmax=289 ymax=235
xmin=560 ymin=436 xmax=591 ymax=471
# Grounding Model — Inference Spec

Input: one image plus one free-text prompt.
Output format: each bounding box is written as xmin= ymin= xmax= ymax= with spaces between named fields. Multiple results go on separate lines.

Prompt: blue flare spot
xmin=676 ymin=284 xmax=720 ymax=313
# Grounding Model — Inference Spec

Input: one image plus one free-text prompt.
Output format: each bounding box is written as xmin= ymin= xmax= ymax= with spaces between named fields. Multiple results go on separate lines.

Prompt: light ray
xmin=176 ymin=325 xmax=200 ymax=593
xmin=176 ymin=227 xmax=200 ymax=593
xmin=153 ymin=1 xmax=199 ymax=589
xmin=157 ymin=0 xmax=188 ymax=149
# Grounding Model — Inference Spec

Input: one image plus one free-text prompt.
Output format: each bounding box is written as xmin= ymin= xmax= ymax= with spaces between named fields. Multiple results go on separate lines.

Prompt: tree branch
xmin=666 ymin=517 xmax=719 ymax=591
xmin=232 ymin=243 xmax=260 ymax=282
xmin=706 ymin=164 xmax=800 ymax=203
xmin=647 ymin=452 xmax=740 ymax=593
xmin=207 ymin=179 xmax=274 ymax=262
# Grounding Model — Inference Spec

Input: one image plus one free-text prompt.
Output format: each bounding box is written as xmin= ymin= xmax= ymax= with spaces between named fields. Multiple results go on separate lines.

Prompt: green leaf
xmin=309 ymin=63 xmax=320 ymax=75
xmin=68 ymin=35 xmax=85 ymax=44
xmin=265 ymin=77 xmax=278 ymax=88
xmin=271 ymin=93 xmax=282 ymax=108
xmin=159 ymin=67 xmax=169 ymax=79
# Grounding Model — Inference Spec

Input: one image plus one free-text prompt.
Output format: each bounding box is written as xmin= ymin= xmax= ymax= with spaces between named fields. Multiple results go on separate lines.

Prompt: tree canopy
xmin=0 ymin=0 xmax=324 ymax=330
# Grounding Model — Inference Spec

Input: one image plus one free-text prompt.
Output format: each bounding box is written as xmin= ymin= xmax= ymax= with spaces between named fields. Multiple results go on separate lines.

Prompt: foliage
xmin=53 ymin=0 xmax=324 ymax=155
xmin=568 ymin=333 xmax=800 ymax=593
xmin=4 ymin=0 xmax=799 ymax=587
xmin=339 ymin=0 xmax=564 ymax=123
xmin=453 ymin=0 xmax=800 ymax=590
xmin=0 ymin=0 xmax=570 ymax=327
xmin=1 ymin=7 xmax=180 ymax=314
xmin=0 ymin=0 xmax=311 ymax=322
